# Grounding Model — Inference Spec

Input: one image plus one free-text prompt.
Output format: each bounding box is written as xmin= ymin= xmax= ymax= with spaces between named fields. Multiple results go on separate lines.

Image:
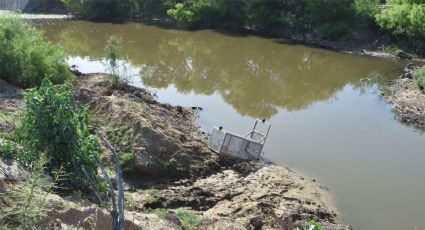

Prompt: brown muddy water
xmin=33 ymin=20 xmax=425 ymax=230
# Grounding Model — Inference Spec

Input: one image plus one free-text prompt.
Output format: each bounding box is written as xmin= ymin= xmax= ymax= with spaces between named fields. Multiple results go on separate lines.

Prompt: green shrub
xmin=62 ymin=0 xmax=139 ymax=21
xmin=176 ymin=209 xmax=202 ymax=230
xmin=415 ymin=65 xmax=425 ymax=90
xmin=354 ymin=0 xmax=380 ymax=19
xmin=167 ymin=3 xmax=197 ymax=25
xmin=0 ymin=16 xmax=72 ymax=88
xmin=18 ymin=80 xmax=100 ymax=192
xmin=375 ymin=1 xmax=425 ymax=38
xmin=120 ymin=150 xmax=135 ymax=172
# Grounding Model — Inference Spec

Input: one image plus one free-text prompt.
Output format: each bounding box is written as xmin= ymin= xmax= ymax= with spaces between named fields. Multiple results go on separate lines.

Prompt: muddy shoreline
xmin=381 ymin=64 xmax=425 ymax=129
xmin=0 ymin=74 xmax=351 ymax=229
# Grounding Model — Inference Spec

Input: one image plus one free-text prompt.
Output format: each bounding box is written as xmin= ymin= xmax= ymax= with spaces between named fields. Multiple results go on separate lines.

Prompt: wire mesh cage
xmin=208 ymin=120 xmax=271 ymax=160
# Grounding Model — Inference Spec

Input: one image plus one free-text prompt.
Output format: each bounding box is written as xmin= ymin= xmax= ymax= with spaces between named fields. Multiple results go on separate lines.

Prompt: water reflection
xmin=34 ymin=20 xmax=404 ymax=118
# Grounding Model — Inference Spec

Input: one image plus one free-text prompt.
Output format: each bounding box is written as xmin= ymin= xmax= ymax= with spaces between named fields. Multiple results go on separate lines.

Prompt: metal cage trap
xmin=208 ymin=119 xmax=271 ymax=160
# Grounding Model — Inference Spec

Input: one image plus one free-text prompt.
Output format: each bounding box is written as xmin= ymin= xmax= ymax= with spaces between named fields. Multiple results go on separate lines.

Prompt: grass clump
xmin=0 ymin=15 xmax=72 ymax=88
xmin=176 ymin=209 xmax=202 ymax=230
xmin=415 ymin=65 xmax=425 ymax=91
xmin=124 ymin=194 xmax=137 ymax=211
xmin=152 ymin=208 xmax=167 ymax=219
xmin=146 ymin=188 xmax=158 ymax=204
xmin=18 ymin=79 xmax=100 ymax=192
xmin=302 ymin=219 xmax=323 ymax=230
xmin=0 ymin=139 xmax=19 ymax=160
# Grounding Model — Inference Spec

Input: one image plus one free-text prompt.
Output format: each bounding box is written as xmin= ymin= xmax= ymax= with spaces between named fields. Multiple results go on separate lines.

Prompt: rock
xmin=395 ymin=50 xmax=413 ymax=60
xmin=0 ymin=159 xmax=29 ymax=182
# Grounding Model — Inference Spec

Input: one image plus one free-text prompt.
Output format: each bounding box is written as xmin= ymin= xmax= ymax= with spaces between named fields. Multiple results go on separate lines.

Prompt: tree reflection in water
xmin=35 ymin=20 xmax=404 ymax=118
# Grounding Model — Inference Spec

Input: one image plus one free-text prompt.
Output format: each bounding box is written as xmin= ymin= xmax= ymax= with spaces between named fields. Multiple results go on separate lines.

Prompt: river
xmin=33 ymin=20 xmax=425 ymax=230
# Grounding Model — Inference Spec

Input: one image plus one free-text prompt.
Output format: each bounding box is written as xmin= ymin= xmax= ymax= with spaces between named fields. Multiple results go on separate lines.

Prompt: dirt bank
xmin=382 ymin=64 xmax=425 ymax=128
xmin=0 ymin=74 xmax=351 ymax=229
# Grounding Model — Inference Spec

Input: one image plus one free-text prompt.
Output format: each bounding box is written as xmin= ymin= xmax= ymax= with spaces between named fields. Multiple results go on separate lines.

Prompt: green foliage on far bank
xmin=61 ymin=0 xmax=138 ymax=21
xmin=375 ymin=0 xmax=425 ymax=38
xmin=165 ymin=0 xmax=355 ymax=38
xmin=57 ymin=0 xmax=425 ymax=49
xmin=18 ymin=80 xmax=101 ymax=192
xmin=0 ymin=16 xmax=72 ymax=88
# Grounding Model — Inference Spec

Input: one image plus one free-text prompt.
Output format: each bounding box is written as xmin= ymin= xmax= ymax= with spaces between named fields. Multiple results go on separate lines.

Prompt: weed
xmin=124 ymin=194 xmax=138 ymax=211
xmin=302 ymin=219 xmax=323 ymax=230
xmin=0 ymin=139 xmax=19 ymax=160
xmin=163 ymin=158 xmax=176 ymax=172
xmin=415 ymin=65 xmax=425 ymax=91
xmin=152 ymin=208 xmax=167 ymax=219
xmin=2 ymin=154 xmax=62 ymax=229
xmin=147 ymin=188 xmax=158 ymax=204
xmin=176 ymin=209 xmax=202 ymax=230
xmin=104 ymin=36 xmax=132 ymax=89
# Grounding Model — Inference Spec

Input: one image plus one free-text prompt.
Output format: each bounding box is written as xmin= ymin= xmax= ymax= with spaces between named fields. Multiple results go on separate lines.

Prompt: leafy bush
xmin=167 ymin=3 xmax=197 ymax=25
xmin=0 ymin=16 xmax=72 ymax=88
xmin=18 ymin=80 xmax=100 ymax=192
xmin=165 ymin=0 xmax=354 ymax=38
xmin=415 ymin=65 xmax=425 ymax=90
xmin=167 ymin=0 xmax=245 ymax=28
xmin=62 ymin=0 xmax=139 ymax=21
xmin=176 ymin=209 xmax=202 ymax=230
xmin=375 ymin=1 xmax=425 ymax=38
xmin=354 ymin=0 xmax=380 ymax=19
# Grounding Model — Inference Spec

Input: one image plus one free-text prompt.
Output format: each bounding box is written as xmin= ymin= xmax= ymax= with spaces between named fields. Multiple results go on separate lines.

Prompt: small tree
xmin=19 ymin=80 xmax=100 ymax=192
xmin=104 ymin=36 xmax=132 ymax=87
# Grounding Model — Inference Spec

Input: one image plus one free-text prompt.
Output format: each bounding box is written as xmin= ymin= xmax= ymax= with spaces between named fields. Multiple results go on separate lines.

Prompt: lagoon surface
xmin=34 ymin=20 xmax=425 ymax=230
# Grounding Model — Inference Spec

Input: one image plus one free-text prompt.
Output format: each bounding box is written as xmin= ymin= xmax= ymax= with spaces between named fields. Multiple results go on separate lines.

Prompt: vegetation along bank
xmin=27 ymin=0 xmax=425 ymax=59
xmin=382 ymin=63 xmax=425 ymax=128
xmin=0 ymin=15 xmax=352 ymax=229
